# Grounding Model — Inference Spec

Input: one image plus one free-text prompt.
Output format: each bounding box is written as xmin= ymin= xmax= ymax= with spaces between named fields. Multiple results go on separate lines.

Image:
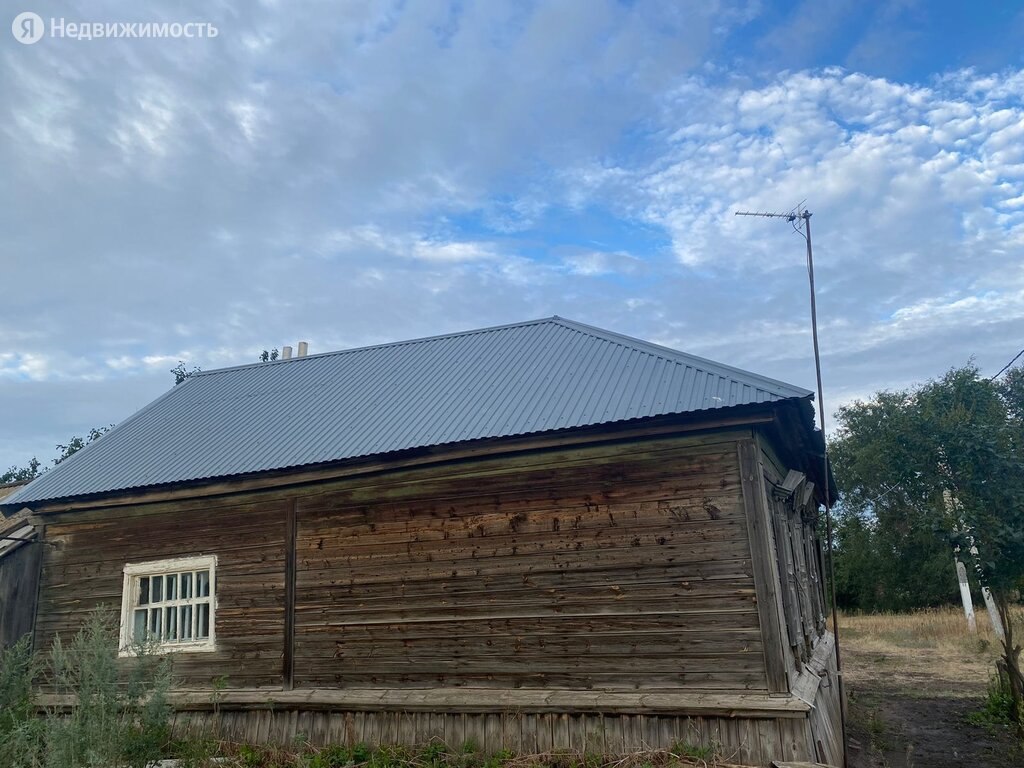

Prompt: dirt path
xmin=839 ymin=610 xmax=1023 ymax=768
xmin=846 ymin=687 xmax=1020 ymax=767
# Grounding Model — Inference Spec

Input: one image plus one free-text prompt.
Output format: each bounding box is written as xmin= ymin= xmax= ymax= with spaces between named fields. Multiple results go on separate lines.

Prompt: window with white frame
xmin=119 ymin=555 xmax=217 ymax=654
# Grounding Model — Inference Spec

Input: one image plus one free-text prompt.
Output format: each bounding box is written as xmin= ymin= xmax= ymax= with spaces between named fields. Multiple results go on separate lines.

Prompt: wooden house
xmin=0 ymin=317 xmax=843 ymax=767
xmin=0 ymin=480 xmax=38 ymax=648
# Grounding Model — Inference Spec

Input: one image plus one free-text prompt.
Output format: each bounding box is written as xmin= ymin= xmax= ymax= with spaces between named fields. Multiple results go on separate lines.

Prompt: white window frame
xmin=119 ymin=554 xmax=218 ymax=656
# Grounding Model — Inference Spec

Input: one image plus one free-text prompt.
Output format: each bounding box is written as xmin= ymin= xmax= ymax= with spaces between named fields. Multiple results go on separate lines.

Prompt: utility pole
xmin=942 ymin=489 xmax=1008 ymax=640
xmin=736 ymin=204 xmax=849 ymax=768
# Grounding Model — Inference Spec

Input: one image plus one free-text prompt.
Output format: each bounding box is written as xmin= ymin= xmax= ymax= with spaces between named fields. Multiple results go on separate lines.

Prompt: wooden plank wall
xmin=29 ymin=428 xmax=839 ymax=764
xmin=35 ymin=501 xmax=290 ymax=687
xmin=31 ymin=432 xmax=768 ymax=694
xmin=808 ymin=642 xmax=843 ymax=766
xmin=172 ymin=709 xmax=814 ymax=766
xmin=0 ymin=541 xmax=41 ymax=648
xmin=291 ymin=434 xmax=766 ymax=693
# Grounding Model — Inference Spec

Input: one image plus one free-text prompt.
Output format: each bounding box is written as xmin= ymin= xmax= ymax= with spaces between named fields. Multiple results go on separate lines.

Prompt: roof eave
xmin=4 ymin=400 xmax=808 ymax=516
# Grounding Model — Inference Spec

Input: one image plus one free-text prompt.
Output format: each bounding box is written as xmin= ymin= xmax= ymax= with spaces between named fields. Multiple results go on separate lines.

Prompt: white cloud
xmin=2 ymin=1 xmax=1023 ymax=470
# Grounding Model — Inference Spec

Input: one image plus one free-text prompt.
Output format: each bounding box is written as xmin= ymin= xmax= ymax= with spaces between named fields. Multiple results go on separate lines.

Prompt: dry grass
xmin=838 ymin=605 xmax=1022 ymax=697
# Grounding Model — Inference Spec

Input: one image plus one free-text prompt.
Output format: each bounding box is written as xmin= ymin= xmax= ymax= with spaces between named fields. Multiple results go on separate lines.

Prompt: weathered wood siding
xmin=35 ymin=501 xmax=289 ymax=687
xmin=807 ymin=640 xmax=843 ymax=766
xmin=292 ymin=433 xmax=766 ymax=692
xmin=173 ymin=709 xmax=814 ymax=766
xmin=30 ymin=425 xmax=845 ymax=765
xmin=0 ymin=541 xmax=41 ymax=648
xmin=758 ymin=437 xmax=829 ymax=670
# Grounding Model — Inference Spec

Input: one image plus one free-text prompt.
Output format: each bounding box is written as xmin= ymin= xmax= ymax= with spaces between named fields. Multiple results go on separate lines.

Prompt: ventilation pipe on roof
xmin=282 ymin=345 xmax=293 ymax=359
xmin=297 ymin=341 xmax=309 ymax=357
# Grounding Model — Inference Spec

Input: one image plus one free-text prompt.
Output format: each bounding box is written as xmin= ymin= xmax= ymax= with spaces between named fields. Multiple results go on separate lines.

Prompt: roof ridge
xmin=547 ymin=317 xmax=811 ymax=397
xmin=193 ymin=317 xmax=563 ymax=378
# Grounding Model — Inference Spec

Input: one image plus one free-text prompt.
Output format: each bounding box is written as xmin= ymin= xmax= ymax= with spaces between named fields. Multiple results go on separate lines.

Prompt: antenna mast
xmin=736 ymin=203 xmax=848 ymax=767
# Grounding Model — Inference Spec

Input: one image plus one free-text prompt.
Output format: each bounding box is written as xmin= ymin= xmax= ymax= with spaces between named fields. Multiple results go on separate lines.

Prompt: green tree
xmin=830 ymin=388 xmax=960 ymax=611
xmin=831 ymin=509 xmax=957 ymax=612
xmin=0 ymin=427 xmax=112 ymax=485
xmin=0 ymin=457 xmax=42 ymax=485
xmin=170 ymin=361 xmax=201 ymax=385
xmin=54 ymin=426 xmax=112 ymax=465
xmin=831 ymin=365 xmax=1024 ymax=735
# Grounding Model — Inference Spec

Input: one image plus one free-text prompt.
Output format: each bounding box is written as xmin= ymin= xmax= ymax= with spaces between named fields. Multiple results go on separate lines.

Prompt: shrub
xmin=0 ymin=607 xmax=174 ymax=768
xmin=0 ymin=635 xmax=44 ymax=767
xmin=968 ymin=671 xmax=1017 ymax=732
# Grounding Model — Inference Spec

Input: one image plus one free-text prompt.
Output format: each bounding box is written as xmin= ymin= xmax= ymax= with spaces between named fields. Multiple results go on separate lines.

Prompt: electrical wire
xmin=990 ymin=347 xmax=1024 ymax=381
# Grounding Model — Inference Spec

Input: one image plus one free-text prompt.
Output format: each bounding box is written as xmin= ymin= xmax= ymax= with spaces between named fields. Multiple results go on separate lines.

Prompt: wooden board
xmin=737 ymin=440 xmax=789 ymax=694
xmin=25 ymin=425 xmax=846 ymax=768
xmin=166 ymin=705 xmax=821 ymax=765
xmin=0 ymin=538 xmax=41 ymax=648
xmin=292 ymin=437 xmax=766 ymax=692
xmin=34 ymin=501 xmax=290 ymax=688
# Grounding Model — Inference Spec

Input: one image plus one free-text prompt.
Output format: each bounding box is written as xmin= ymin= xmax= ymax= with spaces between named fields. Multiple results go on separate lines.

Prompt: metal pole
xmin=803 ymin=210 xmax=849 ymax=768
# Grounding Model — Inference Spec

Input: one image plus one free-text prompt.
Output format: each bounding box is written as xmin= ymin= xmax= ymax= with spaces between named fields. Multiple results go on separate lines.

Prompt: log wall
xmin=30 ymin=425 xmax=842 ymax=765
xmin=291 ymin=433 xmax=765 ymax=692
xmin=35 ymin=501 xmax=290 ymax=688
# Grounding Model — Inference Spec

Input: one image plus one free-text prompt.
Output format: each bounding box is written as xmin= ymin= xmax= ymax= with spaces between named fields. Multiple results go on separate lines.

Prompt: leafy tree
xmin=170 ymin=361 xmax=201 ymax=385
xmin=831 ymin=509 xmax=957 ymax=612
xmin=830 ymin=388 xmax=960 ymax=611
xmin=831 ymin=365 xmax=1024 ymax=735
xmin=0 ymin=427 xmax=112 ymax=485
xmin=1 ymin=458 xmax=42 ymax=485
xmin=174 ymin=349 xmax=279 ymax=387
xmin=54 ymin=426 xmax=112 ymax=465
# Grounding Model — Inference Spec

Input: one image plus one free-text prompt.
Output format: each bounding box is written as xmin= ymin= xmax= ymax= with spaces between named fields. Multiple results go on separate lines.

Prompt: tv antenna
xmin=735 ymin=202 xmax=822 ymax=417
xmin=735 ymin=201 xmax=848 ymax=767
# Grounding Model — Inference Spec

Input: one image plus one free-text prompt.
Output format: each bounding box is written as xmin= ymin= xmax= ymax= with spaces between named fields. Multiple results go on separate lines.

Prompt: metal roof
xmin=2 ymin=316 xmax=811 ymax=508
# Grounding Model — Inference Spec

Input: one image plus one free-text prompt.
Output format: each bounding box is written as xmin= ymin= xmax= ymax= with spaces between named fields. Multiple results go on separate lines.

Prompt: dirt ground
xmin=839 ymin=609 xmax=1023 ymax=768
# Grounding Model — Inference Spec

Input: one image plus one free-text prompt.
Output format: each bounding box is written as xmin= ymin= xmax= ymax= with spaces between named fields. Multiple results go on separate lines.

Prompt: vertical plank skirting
xmin=172 ymin=709 xmax=820 ymax=766
xmin=737 ymin=439 xmax=790 ymax=694
xmin=283 ymin=499 xmax=298 ymax=690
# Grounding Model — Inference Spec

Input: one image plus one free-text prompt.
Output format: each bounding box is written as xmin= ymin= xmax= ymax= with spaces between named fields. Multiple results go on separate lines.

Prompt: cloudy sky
xmin=2 ymin=0 xmax=1024 ymax=471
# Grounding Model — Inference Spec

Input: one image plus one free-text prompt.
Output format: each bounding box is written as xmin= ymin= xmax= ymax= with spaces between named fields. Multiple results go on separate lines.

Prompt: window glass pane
xmin=197 ymin=570 xmax=210 ymax=598
xmin=133 ymin=609 xmax=147 ymax=640
xmin=165 ymin=607 xmax=177 ymax=641
xmin=138 ymin=577 xmax=149 ymax=606
xmin=181 ymin=572 xmax=192 ymax=598
xmin=198 ymin=603 xmax=210 ymax=639
xmin=150 ymin=608 xmax=161 ymax=639
xmin=180 ymin=605 xmax=193 ymax=640
xmin=151 ymin=576 xmax=162 ymax=603
xmin=165 ymin=574 xmax=177 ymax=601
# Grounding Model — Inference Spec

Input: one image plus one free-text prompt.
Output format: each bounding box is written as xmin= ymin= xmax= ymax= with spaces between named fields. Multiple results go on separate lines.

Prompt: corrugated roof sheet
xmin=2 ymin=317 xmax=811 ymax=508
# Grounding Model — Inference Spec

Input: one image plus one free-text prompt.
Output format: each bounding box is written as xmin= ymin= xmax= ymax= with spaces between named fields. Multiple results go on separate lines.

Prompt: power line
xmin=990 ymin=347 xmax=1024 ymax=381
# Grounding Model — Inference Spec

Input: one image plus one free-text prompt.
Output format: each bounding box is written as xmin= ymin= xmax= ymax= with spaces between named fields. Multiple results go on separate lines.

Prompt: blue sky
xmin=2 ymin=0 xmax=1024 ymax=471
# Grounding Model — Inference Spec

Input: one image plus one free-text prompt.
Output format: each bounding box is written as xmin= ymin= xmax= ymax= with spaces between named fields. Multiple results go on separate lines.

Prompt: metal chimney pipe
xmin=297 ymin=341 xmax=309 ymax=357
xmin=282 ymin=345 xmax=293 ymax=360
